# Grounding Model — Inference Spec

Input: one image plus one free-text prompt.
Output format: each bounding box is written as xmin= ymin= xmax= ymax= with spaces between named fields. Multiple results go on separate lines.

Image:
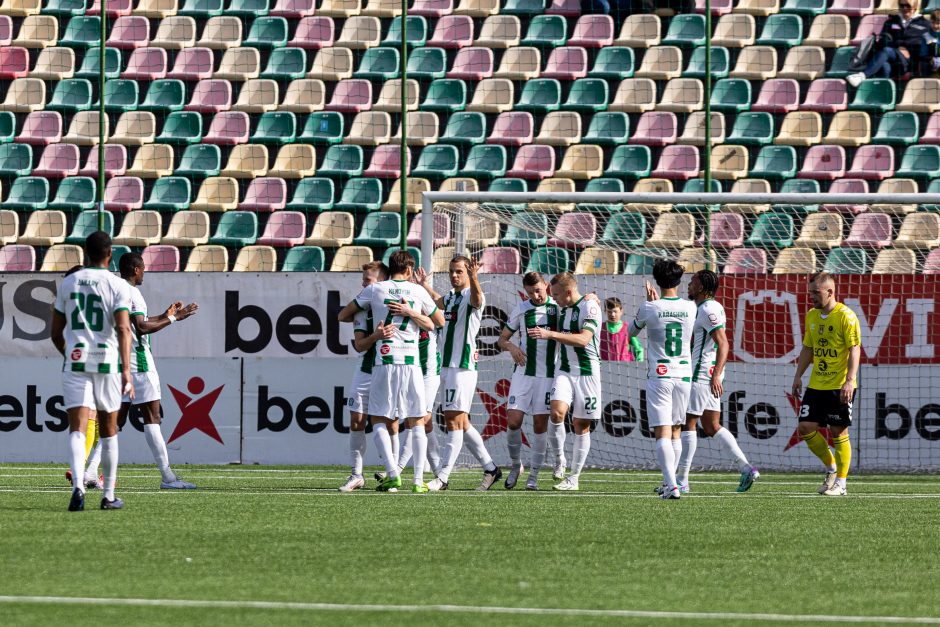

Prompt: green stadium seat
xmin=515 ymin=78 xmax=562 ymax=113
xmin=226 ymin=0 xmax=269 ymax=16
xmin=407 ymin=47 xmax=447 ymax=80
xmin=299 ymin=112 xmax=344 ymax=144
xmin=282 ymin=246 xmax=325 ymax=271
xmin=176 ymin=144 xmax=221 ymax=178
xmin=287 ymin=177 xmax=335 ymax=212
xmin=145 ymin=177 xmax=192 ymax=211
xmin=66 ymin=210 xmax=114 ymax=244
xmin=47 ymin=79 xmax=93 ymax=113
xmin=251 ymin=111 xmax=297 ymax=144
xmin=412 ymin=145 xmax=459 ymax=179
xmin=178 ymin=0 xmax=223 ymax=15
xmin=49 ymin=176 xmax=96 ymax=212
xmin=77 ymin=47 xmax=121 ymax=79
xmin=459 ymin=144 xmax=507 ymax=179
xmin=60 ymin=16 xmax=101 ymax=48
xmin=3 ymin=177 xmax=49 ymax=210
xmin=0 ymin=112 xmax=14 ymax=143
xmin=140 ymin=79 xmax=185 ymax=112
xmin=43 ymin=0 xmax=86 ymax=16
xmin=757 ymin=14 xmax=803 ymax=47
xmin=382 ymin=245 xmax=421 ymax=267
xmin=726 ymin=111 xmax=774 ymax=145
xmin=210 ymin=211 xmax=259 ymax=247
xmin=600 ymin=212 xmax=646 ymax=247
xmin=674 ymin=177 xmax=720 ymax=213
xmin=382 ymin=16 xmax=428 ymax=48
xmin=897 ymin=145 xmax=940 ymax=179
xmin=774 ymin=178 xmax=820 ymax=213
xmin=662 ymin=14 xmax=706 ymax=47
xmin=582 ymin=111 xmax=630 ymax=146
xmin=922 ymin=179 xmax=940 ymax=212
xmin=872 ymin=111 xmax=919 ymax=146
xmin=156 ymin=111 xmax=203 ymax=144
xmin=440 ymin=111 xmax=487 ymax=145
xmin=521 ymin=14 xmax=567 ymax=47
xmin=623 ymin=253 xmax=654 ymax=274
xmin=261 ymin=47 xmax=307 ymax=80
xmin=109 ymin=245 xmax=131 ymax=272
xmin=354 ymin=211 xmax=401 ymax=245
xmin=526 ymin=246 xmax=571 ymax=273
xmin=604 ymin=145 xmax=651 ymax=179
xmin=0 ymin=144 xmax=32 ymax=177
xmin=335 ymin=177 xmax=384 ymax=212
xmin=824 ymin=247 xmax=870 ymax=274
xmin=504 ymin=0 xmax=545 ymax=15
xmin=243 ymin=16 xmax=288 ymax=48
xmin=355 ymin=46 xmax=400 ymax=80
xmin=101 ymin=79 xmax=139 ymax=112
xmin=750 ymin=145 xmax=797 ymax=179
xmin=710 ymin=78 xmax=752 ymax=113
xmin=747 ymin=212 xmax=795 ymax=249
xmin=502 ymin=211 xmax=549 ymax=248
xmin=781 ymin=0 xmax=827 ymax=15
xmin=684 ymin=45 xmax=730 ymax=79
xmin=421 ymin=79 xmax=467 ymax=113
xmin=318 ymin=145 xmax=364 ymax=178
xmin=562 ymin=78 xmax=609 ymax=113
xmin=578 ymin=177 xmax=624 ymax=213
xmin=849 ymin=79 xmax=896 ymax=112
xmin=826 ymin=46 xmax=855 ymax=78
xmin=589 ymin=46 xmax=635 ymax=80
xmin=486 ymin=177 xmax=527 ymax=211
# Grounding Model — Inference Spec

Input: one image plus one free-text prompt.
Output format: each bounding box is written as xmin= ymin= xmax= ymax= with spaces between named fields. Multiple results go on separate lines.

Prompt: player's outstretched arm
xmin=50 ymin=310 xmax=66 ymax=357
xmin=353 ymin=322 xmax=395 ymax=353
xmin=498 ymin=326 xmax=526 ymax=366
xmin=791 ymin=345 xmax=814 ymax=398
xmin=115 ymin=309 xmax=135 ymax=402
xmin=528 ymin=326 xmax=594 ymax=348
xmin=415 ymin=268 xmax=444 ymax=309
xmin=467 ymin=259 xmax=484 ymax=309
xmin=137 ymin=302 xmax=199 ymax=335
xmin=710 ymin=327 xmax=729 ymax=398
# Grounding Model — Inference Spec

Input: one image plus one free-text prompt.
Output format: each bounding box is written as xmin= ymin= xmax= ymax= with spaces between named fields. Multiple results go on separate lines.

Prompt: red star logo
xmin=478 ymin=378 xmax=528 ymax=446
xmin=783 ymin=392 xmax=833 ymax=451
xmin=167 ymin=376 xmax=225 ymax=445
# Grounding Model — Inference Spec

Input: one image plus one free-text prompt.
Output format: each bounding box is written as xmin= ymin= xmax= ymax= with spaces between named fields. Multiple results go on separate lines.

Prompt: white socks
xmin=372 ymin=423 xmax=398 ymax=477
xmin=570 ymin=432 xmax=591 ymax=478
xmin=529 ymin=431 xmax=547 ymax=479
xmin=507 ymin=427 xmax=523 ymax=467
xmin=671 ymin=437 xmax=682 ymax=472
xmin=100 ymin=435 xmax=118 ymax=501
xmin=144 ymin=423 xmax=176 ymax=483
xmin=464 ymin=424 xmax=496 ymax=472
xmin=677 ymin=431 xmax=697 ymax=486
xmin=391 ymin=430 xmax=400 ymax=466
xmin=655 ymin=438 xmax=678 ymax=490
xmin=427 ymin=429 xmax=441 ymax=474
xmin=438 ymin=429 xmax=464 ymax=483
xmin=85 ymin=441 xmax=102 ymax=478
xmin=349 ymin=430 xmax=366 ymax=477
xmin=397 ymin=427 xmax=414 ymax=470
xmin=549 ymin=421 xmax=566 ymax=464
xmin=411 ymin=428 xmax=428 ymax=485
xmin=714 ymin=427 xmax=751 ymax=472
xmin=69 ymin=431 xmax=86 ymax=493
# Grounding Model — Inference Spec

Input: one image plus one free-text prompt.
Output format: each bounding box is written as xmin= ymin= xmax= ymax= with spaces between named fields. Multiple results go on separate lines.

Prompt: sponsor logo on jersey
xmin=818 ymin=338 xmax=829 ymax=347
xmin=379 ymin=344 xmax=391 ymax=355
xmin=70 ymin=348 xmax=82 ymax=361
xmin=473 ymin=350 xmax=479 ymax=362
xmin=708 ymin=366 xmax=714 ymax=375
xmin=708 ymin=313 xmax=718 ymax=324
xmin=656 ymin=364 xmax=668 ymax=376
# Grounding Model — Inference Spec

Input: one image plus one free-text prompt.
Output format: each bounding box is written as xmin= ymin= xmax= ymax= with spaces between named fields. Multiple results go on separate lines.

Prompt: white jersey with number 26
xmin=629 ymin=297 xmax=697 ymax=381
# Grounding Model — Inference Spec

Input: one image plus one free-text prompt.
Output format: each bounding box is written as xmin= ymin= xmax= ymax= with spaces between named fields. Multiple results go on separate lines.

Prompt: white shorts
xmin=687 ymin=381 xmax=720 ymax=416
xmin=551 ymin=372 xmax=602 ymax=421
xmin=368 ymin=364 xmax=426 ymax=420
xmin=440 ymin=367 xmax=477 ymax=414
xmin=122 ymin=370 xmax=161 ymax=405
xmin=424 ymin=373 xmax=441 ymax=415
xmin=62 ymin=371 xmax=123 ymax=413
xmin=646 ymin=378 xmax=692 ymax=428
xmin=507 ymin=372 xmax=553 ymax=416
xmin=346 ymin=368 xmax=372 ymax=415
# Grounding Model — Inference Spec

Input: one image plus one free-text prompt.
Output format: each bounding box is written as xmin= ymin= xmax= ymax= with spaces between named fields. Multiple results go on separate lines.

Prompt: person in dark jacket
xmin=847 ymin=0 xmax=933 ymax=86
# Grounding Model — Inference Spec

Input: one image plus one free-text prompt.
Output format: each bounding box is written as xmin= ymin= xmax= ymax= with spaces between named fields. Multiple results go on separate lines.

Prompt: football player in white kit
xmin=51 ymin=232 xmax=134 ymax=511
xmin=628 ymin=260 xmax=697 ymax=500
xmin=677 ymin=270 xmax=760 ymax=493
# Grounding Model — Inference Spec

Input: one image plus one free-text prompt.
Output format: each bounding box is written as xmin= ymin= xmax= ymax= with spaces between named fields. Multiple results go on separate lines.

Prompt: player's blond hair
xmin=550 ymin=272 xmax=577 ymax=290
xmin=810 ymin=272 xmax=835 ymax=289
xmin=361 ymin=260 xmax=389 ymax=279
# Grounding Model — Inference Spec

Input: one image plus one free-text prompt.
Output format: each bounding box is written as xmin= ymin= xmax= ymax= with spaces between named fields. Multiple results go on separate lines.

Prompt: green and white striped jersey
xmin=440 ymin=287 xmax=484 ymax=371
xmin=353 ymin=309 xmax=375 ymax=375
xmin=128 ymin=284 xmax=154 ymax=374
xmin=354 ymin=280 xmax=437 ymax=367
xmin=504 ymin=297 xmax=560 ymax=378
xmin=691 ymin=299 xmax=726 ymax=384
xmin=419 ymin=326 xmax=441 ymax=377
xmin=558 ymin=297 xmax=602 ymax=376
xmin=629 ymin=297 xmax=697 ymax=381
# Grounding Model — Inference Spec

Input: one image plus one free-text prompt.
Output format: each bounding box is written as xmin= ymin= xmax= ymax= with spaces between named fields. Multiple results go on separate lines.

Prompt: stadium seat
xmin=197 ymin=16 xmax=241 ymax=48
xmin=31 ymin=143 xmax=78 ymax=178
xmin=103 ymin=176 xmax=144 ymax=212
xmin=64 ymin=210 xmax=113 ymax=244
xmin=355 ymin=46 xmax=399 ymax=81
xmin=330 ymin=245 xmax=373 ymax=271
xmin=637 ymin=45 xmax=682 ymax=80
xmin=662 ymin=13 xmax=706 ymax=46
xmin=474 ymin=15 xmax=520 ymax=48
xmin=0 ymin=46 xmax=28 ymax=78
xmin=615 ymin=13 xmax=660 ymax=47
xmin=554 ymin=144 xmax=603 ymax=180
xmin=658 ymin=78 xmax=704 ymax=113
xmin=580 ymin=112 xmax=628 ymax=146
xmin=610 ymin=78 xmax=656 ymax=113
xmin=235 ymin=245 xmax=279 ymax=271
xmin=145 ymin=177 xmax=192 ymax=212
xmin=12 ymin=15 xmax=57 ymax=48
xmin=218 ymin=144 xmax=266 ymax=179
xmin=161 ymin=211 xmax=210 ymax=247
xmin=215 ymin=47 xmax=260 ymax=81
xmin=525 ymin=246 xmax=570 ymax=273
xmin=0 ymin=210 xmax=18 ymax=245
xmin=210 ymin=211 xmax=258 ymax=247
xmin=75 ymin=144 xmax=126 ymax=180
xmin=268 ymin=144 xmax=315 ymax=179
xmin=383 ymin=16 xmax=428 ymax=47
xmin=533 ymin=111 xmax=581 ymax=146
xmin=125 ymin=143 xmax=172 ymax=178
xmin=107 ymin=16 xmax=151 ymax=49
xmin=894 ymin=213 xmax=940 ymax=249
xmin=440 ymin=112 xmax=486 ymax=145
xmin=141 ymin=245 xmax=181 ymax=271
xmin=773 ymin=247 xmax=816 ymax=273
xmin=823 ymin=247 xmax=870 ymax=274
xmin=712 ymin=14 xmax=756 ymax=47
xmin=801 ymin=79 xmax=847 ymax=113
xmin=605 ymin=145 xmax=651 ymax=179
xmin=748 ymin=212 xmax=795 ymax=249
xmin=0 ymin=78 xmax=45 ymax=113
xmin=684 ymin=45 xmax=730 ymax=79
xmin=820 ymin=178 xmax=869 ymax=214
xmin=413 ymin=144 xmax=460 ymax=179
xmin=923 ymin=248 xmax=940 ymax=275
xmin=850 ymin=79 xmax=896 ymax=112
xmin=280 ymin=79 xmax=326 ymax=114
xmin=540 ymin=46 xmax=587 ymax=80
xmin=39 ymin=244 xmax=84 ymax=271
xmin=546 ymin=212 xmax=597 ymax=248
xmin=156 ymin=111 xmax=202 ymax=144
xmin=3 ymin=176 xmax=48 ymax=210
xmin=243 ymin=16 xmax=288 ymax=49
xmin=352 ymin=212 xmax=400 ymax=247
xmin=622 ymin=253 xmax=654 ymax=275
xmin=750 ymin=78 xmax=797 ymax=113
xmin=723 ymin=248 xmax=768 ymax=273
xmin=844 ymin=212 xmax=893 ymax=248
xmin=0 ymin=142 xmax=32 ymax=176
xmin=651 ymin=145 xmax=700 ymax=180
xmin=486 ymin=111 xmax=534 ymax=146
xmin=141 ymin=79 xmax=186 ymax=112
xmin=823 ymin=111 xmax=871 ymax=147
xmin=239 ymin=177 xmax=287 ymax=212
xmin=316 ymin=0 xmax=359 ymax=17
xmin=262 ymin=47 xmax=307 ymax=81
xmin=505 ymin=144 xmax=555 ymax=180
xmin=734 ymin=0 xmax=779 ymax=16
xmin=318 ymin=144 xmax=364 ymax=178
xmin=168 ymin=47 xmax=213 ymax=80
xmin=708 ymin=144 xmax=748 ymax=179
xmin=100 ymin=79 xmax=140 ymax=112
xmin=17 ymin=210 xmax=66 ymax=247
xmin=676 ymin=247 xmax=717 ymax=273
xmin=363 ymin=145 xmax=409 ymax=179
xmin=60 ymin=16 xmax=101 ymax=48
xmin=287 ymin=177 xmax=335 ymax=212
xmin=175 ymin=144 xmax=221 ymax=179
xmin=677 ymin=111 xmax=726 ymax=145
xmin=725 ymin=111 xmax=775 ymax=146
xmin=407 ymin=47 xmax=447 ymax=81
xmin=502 ymin=0 xmax=541 ymax=15
xmin=372 ymin=79 xmax=419 ymax=113
xmin=191 ymin=177 xmax=239 ymax=212
xmin=562 ymin=78 xmax=609 ymax=113
xmin=251 ymin=112 xmax=297 ymax=145
xmin=41 ymin=0 xmax=84 ymax=15
xmin=758 ymin=13 xmax=803 ymax=47
xmin=178 ymin=0 xmax=223 ymax=17
xmin=324 ymin=79 xmax=372 ymax=113
xmin=574 ymin=247 xmax=617 ymax=274
xmin=203 ymin=111 xmax=250 ymax=145
xmin=288 ymin=16 xmax=333 ymax=48
xmin=646 ymin=214 xmax=696 ymax=249
xmin=282 ymin=246 xmax=325 ymax=271
xmin=152 ymin=16 xmax=196 ymax=49
xmin=460 ymin=144 xmax=508 ymax=179
xmin=779 ymin=45 xmax=825 ymax=80
xmin=897 ymin=145 xmax=940 ymax=179
xmin=897 ymin=78 xmax=940 ymax=113
xmin=710 ymin=78 xmax=752 ymax=113
xmin=184 ymin=245 xmax=229 ymax=271
xmin=333 ymin=178 xmax=382 ymax=212
xmin=804 ymin=14 xmax=850 ymax=47
xmin=731 ymin=45 xmax=777 ymax=80
xmin=467 ymin=78 xmax=514 ymax=113
xmin=845 ymin=145 xmax=894 ymax=180
xmin=704 ymin=212 xmax=744 ymax=248
xmin=798 ymin=145 xmax=846 ymax=181
xmin=232 ymin=79 xmax=279 ymax=113
xmin=48 ymin=176 xmax=95 ymax=212
xmin=597 ymin=212 xmax=644 ymax=248
xmin=109 ymin=111 xmax=155 ymax=145
xmin=113 ymin=210 xmax=162 ymax=246
xmin=256 ymin=211 xmax=307 ymax=248
xmin=306 ymin=47 xmax=352 ymax=80
xmin=515 ymin=78 xmax=562 ymax=113
xmin=298 ymin=111 xmax=344 ymax=144
xmin=721 ymin=178 xmax=771 ymax=214
xmin=31 ymin=47 xmax=76 ymax=80
xmin=568 ymin=14 xmax=612 ymax=48
xmin=795 ymin=213 xmax=844 ymax=249
xmin=872 ymin=248 xmax=915 ymax=274
xmin=590 ymin=46 xmax=635 ymax=80
xmin=502 ymin=212 xmax=549 ymax=248
xmin=750 ymin=145 xmax=797 ymax=179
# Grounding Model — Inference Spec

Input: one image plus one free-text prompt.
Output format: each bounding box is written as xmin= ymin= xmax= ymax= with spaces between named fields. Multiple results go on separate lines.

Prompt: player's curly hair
xmin=652 ymin=259 xmax=683 ymax=289
xmin=695 ymin=270 xmax=720 ymax=296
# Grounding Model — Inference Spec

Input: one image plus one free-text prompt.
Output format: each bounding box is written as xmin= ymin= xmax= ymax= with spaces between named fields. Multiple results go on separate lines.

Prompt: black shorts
xmin=800 ymin=388 xmax=854 ymax=427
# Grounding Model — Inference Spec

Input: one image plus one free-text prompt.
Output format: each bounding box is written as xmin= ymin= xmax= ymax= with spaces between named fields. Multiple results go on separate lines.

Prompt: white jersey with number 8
xmin=629 ymin=297 xmax=697 ymax=381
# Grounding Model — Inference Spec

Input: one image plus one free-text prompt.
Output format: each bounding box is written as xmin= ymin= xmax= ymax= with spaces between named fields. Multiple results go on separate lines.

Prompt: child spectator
xmin=600 ymin=297 xmax=644 ymax=362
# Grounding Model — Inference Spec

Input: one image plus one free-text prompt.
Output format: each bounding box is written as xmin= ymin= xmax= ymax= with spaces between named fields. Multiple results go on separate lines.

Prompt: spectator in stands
xmin=847 ymin=0 xmax=934 ymax=86
xmin=600 ymin=297 xmax=644 ymax=362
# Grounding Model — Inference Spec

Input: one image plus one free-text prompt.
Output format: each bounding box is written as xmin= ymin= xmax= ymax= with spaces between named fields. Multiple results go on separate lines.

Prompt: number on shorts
xmin=664 ymin=322 xmax=682 ymax=357
xmin=545 ymin=392 xmax=551 ymax=407
xmin=70 ymin=292 xmax=105 ymax=332
xmin=799 ymin=404 xmax=810 ymax=418
xmin=446 ymin=389 xmax=456 ymax=403
xmin=584 ymin=397 xmax=597 ymax=412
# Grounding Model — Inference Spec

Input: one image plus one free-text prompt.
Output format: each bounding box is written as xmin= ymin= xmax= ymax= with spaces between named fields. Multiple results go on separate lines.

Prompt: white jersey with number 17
xmin=440 ymin=287 xmax=485 ymax=371
xmin=629 ymin=297 xmax=697 ymax=381
xmin=354 ymin=280 xmax=437 ymax=367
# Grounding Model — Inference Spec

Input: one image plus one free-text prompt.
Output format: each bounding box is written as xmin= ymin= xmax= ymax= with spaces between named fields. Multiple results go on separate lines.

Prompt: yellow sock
xmin=801 ymin=430 xmax=835 ymax=469
xmin=84 ymin=418 xmax=98 ymax=464
xmin=833 ymin=434 xmax=851 ymax=479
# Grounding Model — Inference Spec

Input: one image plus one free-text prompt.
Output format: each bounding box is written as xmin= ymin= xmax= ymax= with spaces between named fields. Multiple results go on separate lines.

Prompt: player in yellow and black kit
xmin=791 ymin=272 xmax=861 ymax=497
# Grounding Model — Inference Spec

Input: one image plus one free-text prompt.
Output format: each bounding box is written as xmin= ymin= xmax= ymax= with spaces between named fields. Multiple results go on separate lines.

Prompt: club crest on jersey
xmin=656 ymin=364 xmax=668 ymax=376
xmin=473 ymin=350 xmax=479 ymax=362
xmin=70 ymin=348 xmax=82 ymax=361
xmin=379 ymin=344 xmax=391 ymax=355
xmin=708 ymin=314 xmax=719 ymax=324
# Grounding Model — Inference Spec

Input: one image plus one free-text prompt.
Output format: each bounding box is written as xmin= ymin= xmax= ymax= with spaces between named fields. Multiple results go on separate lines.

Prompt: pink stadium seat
xmin=107 ymin=16 xmax=151 ymax=49
xmin=478 ymin=247 xmax=521 ymax=273
xmin=122 ymin=47 xmax=168 ymax=80
xmin=707 ymin=212 xmax=745 ymax=248
xmin=186 ymin=80 xmax=233 ymax=113
xmin=923 ymin=248 xmax=940 ymax=274
xmin=411 ymin=0 xmax=453 ymax=17
xmin=0 ymin=16 xmax=12 ymax=47
xmin=87 ymin=0 xmax=133 ymax=16
xmin=16 ymin=111 xmax=63 ymax=145
xmin=821 ymin=178 xmax=869 ymax=214
xmin=723 ymin=248 xmax=767 ymax=274
xmin=270 ymin=0 xmax=316 ymax=18
xmin=506 ymin=144 xmax=555 ymax=179
xmin=694 ymin=0 xmax=732 ymax=14
xmin=239 ymin=177 xmax=288 ymax=212
xmin=363 ymin=145 xmax=410 ymax=178
xmin=630 ymin=112 xmax=678 ymax=147
xmin=104 ymin=176 xmax=144 ymax=212
xmin=798 ymin=145 xmax=846 ymax=181
xmin=487 ymin=112 xmax=534 ymax=147
xmin=0 ymin=47 xmax=29 ymax=79
xmin=325 ymin=79 xmax=373 ymax=112
xmin=545 ymin=0 xmax=581 ymax=17
xmin=204 ymin=111 xmax=251 ymax=145
xmin=651 ymin=144 xmax=700 ymax=180
xmin=257 ymin=211 xmax=307 ymax=246
xmin=547 ymin=212 xmax=597 ymax=248
xmin=801 ymin=79 xmax=847 ymax=113
xmin=447 ymin=47 xmax=494 ymax=79
xmin=33 ymin=143 xmax=80 ymax=178
xmin=751 ymin=79 xmax=800 ymax=114
xmin=428 ymin=15 xmax=474 ymax=48
xmin=168 ymin=47 xmax=214 ymax=81
xmin=541 ymin=46 xmax=588 ymax=80
xmin=288 ymin=17 xmax=335 ymax=48
xmin=846 ymin=145 xmax=894 ymax=180
xmin=851 ymin=14 xmax=886 ymax=44
xmin=568 ymin=15 xmax=614 ymax=48
xmin=0 ymin=245 xmax=37 ymax=271
xmin=844 ymin=212 xmax=893 ymax=248
xmin=920 ymin=112 xmax=940 ymax=144
xmin=831 ymin=0 xmax=874 ymax=17
xmin=406 ymin=213 xmax=452 ymax=247
xmin=79 ymin=144 xmax=128 ymax=178
xmin=142 ymin=245 xmax=181 ymax=271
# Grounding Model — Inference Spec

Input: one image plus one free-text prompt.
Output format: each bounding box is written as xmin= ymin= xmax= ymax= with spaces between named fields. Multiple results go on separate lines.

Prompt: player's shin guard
xmin=100 ymin=436 xmax=118 ymax=501
xmin=464 ymin=424 xmax=496 ymax=472
xmin=714 ymin=427 xmax=751 ymax=472
xmin=69 ymin=431 xmax=87 ymax=492
xmin=801 ymin=430 xmax=836 ymax=470
xmin=372 ymin=423 xmax=398 ymax=478
xmin=529 ymin=432 xmax=547 ymax=479
xmin=833 ymin=434 xmax=851 ymax=481
xmin=677 ymin=431 xmax=697 ymax=486
xmin=349 ymin=430 xmax=366 ymax=477
xmin=655 ymin=438 xmax=678 ymax=490
xmin=144 ymin=423 xmax=175 ymax=483
xmin=438 ymin=429 xmax=464 ymax=483
xmin=570 ymin=433 xmax=590 ymax=478
xmin=507 ymin=427 xmax=523 ymax=467
xmin=411 ymin=428 xmax=428 ymax=486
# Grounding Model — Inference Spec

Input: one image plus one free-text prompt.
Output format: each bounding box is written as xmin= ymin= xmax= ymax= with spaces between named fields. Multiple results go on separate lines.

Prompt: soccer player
xmin=338 ymin=261 xmax=391 ymax=492
xmin=527 ymin=272 xmax=602 ymax=492
xmin=497 ymin=271 xmax=559 ymax=490
xmin=418 ymin=256 xmax=502 ymax=492
xmin=791 ymin=272 xmax=861 ymax=497
xmin=50 ymin=232 xmax=134 ymax=511
xmin=628 ymin=260 xmax=697 ymax=500
xmin=338 ymin=251 xmax=439 ymax=493
xmin=677 ymin=270 xmax=760 ymax=493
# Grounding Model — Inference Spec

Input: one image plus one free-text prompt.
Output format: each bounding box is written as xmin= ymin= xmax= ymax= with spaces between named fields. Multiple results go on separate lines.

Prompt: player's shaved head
xmin=550 ymin=272 xmax=577 ymax=290
xmin=85 ymin=231 xmax=112 ymax=265
xmin=522 ymin=271 xmax=544 ymax=287
xmin=388 ymin=250 xmax=415 ymax=275
xmin=119 ymin=252 xmax=144 ymax=278
xmin=652 ymin=259 xmax=684 ymax=290
xmin=810 ymin=272 xmax=835 ymax=289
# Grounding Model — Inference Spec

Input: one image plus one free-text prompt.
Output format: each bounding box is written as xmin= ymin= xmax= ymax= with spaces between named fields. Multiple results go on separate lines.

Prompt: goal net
xmin=423 ymin=190 xmax=940 ymax=473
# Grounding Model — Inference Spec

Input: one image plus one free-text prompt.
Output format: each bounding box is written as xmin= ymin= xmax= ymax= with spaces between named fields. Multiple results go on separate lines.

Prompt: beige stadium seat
xmin=576 ymin=247 xmax=619 ymax=275
xmin=432 ymin=246 xmax=455 ymax=272
xmin=0 ymin=78 xmax=45 ymax=112
xmin=733 ymin=0 xmax=778 ymax=16
xmin=308 ymin=47 xmax=353 ymax=81
xmin=185 ymin=245 xmax=229 ymax=271
xmin=709 ymin=145 xmax=748 ymax=179
xmin=626 ymin=177 xmax=673 ymax=214
xmin=0 ymin=210 xmax=18 ymax=245
xmin=876 ymin=0 xmax=900 ymax=14
xmin=161 ymin=211 xmax=211 ymax=247
xmin=114 ymin=210 xmax=162 ymax=246
xmin=330 ymin=245 xmax=373 ymax=270
xmin=658 ymin=78 xmax=703 ymax=113
xmin=775 ymin=111 xmax=822 ymax=146
xmin=111 ymin=112 xmax=156 ymax=146
xmin=197 ymin=16 xmax=242 ymax=48
xmin=373 ymin=79 xmax=419 ymax=112
xmin=335 ymin=16 xmax=380 ymax=49
xmin=31 ymin=47 xmax=75 ymax=80
xmin=126 ymin=143 xmax=173 ymax=178
xmin=824 ymin=111 xmax=871 ymax=147
xmin=383 ymin=178 xmax=430 ymax=213
xmin=439 ymin=177 xmax=479 ymax=193
xmin=646 ymin=213 xmax=696 ymax=248
xmin=1 ymin=0 xmax=41 ymax=16
xmin=19 ymin=210 xmax=66 ymax=246
xmin=555 ymin=144 xmax=604 ymax=180
xmin=12 ymin=15 xmax=57 ymax=48
xmin=269 ymin=144 xmax=315 ymax=179
xmin=281 ymin=79 xmax=326 ymax=113
xmin=609 ymin=78 xmax=656 ymax=113
xmin=192 ymin=177 xmax=239 ymax=212
xmin=677 ymin=247 xmax=717 ymax=273
xmin=234 ymin=245 xmax=277 ymax=271
xmin=393 ymin=111 xmax=439 ymax=146
xmin=232 ymin=79 xmax=279 ymax=113
xmin=871 ymin=178 xmax=918 ymax=214
xmin=361 ymin=0 xmax=401 ymax=16
xmin=773 ymin=247 xmax=817 ymax=274
xmin=475 ymin=15 xmax=520 ymax=48
xmin=894 ymin=213 xmax=940 ymax=248
xmin=897 ymin=78 xmax=940 ymax=113
xmin=40 ymin=244 xmax=83 ymax=272
xmin=779 ymin=46 xmax=826 ymax=81
xmin=530 ymin=177 xmax=575 ymax=213
xmin=453 ymin=0 xmax=498 ymax=17
xmin=677 ymin=111 xmax=726 ymax=146
xmin=795 ymin=213 xmax=844 ymax=249
xmin=215 ymin=47 xmax=260 ymax=81
xmin=346 ymin=111 xmax=391 ymax=146
xmin=466 ymin=78 xmax=513 ymax=113
xmin=614 ymin=14 xmax=660 ymax=47
xmin=636 ymin=46 xmax=682 ymax=80
xmin=535 ymin=111 xmax=582 ymax=146
xmin=465 ymin=213 xmax=499 ymax=246
xmin=152 ymin=16 xmax=196 ymax=49
xmin=220 ymin=144 xmax=269 ymax=178
xmin=872 ymin=248 xmax=916 ymax=274
xmin=134 ymin=0 xmax=178 ymax=17
xmin=723 ymin=178 xmax=771 ymax=214
xmin=712 ymin=14 xmax=755 ymax=47
xmin=494 ymin=46 xmax=540 ymax=80
xmin=731 ymin=45 xmax=777 ymax=80
xmin=63 ymin=111 xmax=108 ymax=145
xmin=803 ymin=14 xmax=850 ymax=48
xmin=317 ymin=0 xmax=360 ymax=17
xmin=306 ymin=211 xmax=354 ymax=246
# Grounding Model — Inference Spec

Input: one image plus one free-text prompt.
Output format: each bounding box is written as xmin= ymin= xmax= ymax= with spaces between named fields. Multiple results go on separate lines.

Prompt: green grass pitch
xmin=1 ymin=464 xmax=938 ymax=626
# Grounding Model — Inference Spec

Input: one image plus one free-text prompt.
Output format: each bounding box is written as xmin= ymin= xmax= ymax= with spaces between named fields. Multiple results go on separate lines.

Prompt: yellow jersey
xmin=802 ymin=302 xmax=861 ymax=390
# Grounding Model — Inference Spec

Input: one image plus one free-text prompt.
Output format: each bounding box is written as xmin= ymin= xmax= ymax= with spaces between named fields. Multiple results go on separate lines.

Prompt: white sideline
xmin=0 ymin=595 xmax=938 ymax=624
